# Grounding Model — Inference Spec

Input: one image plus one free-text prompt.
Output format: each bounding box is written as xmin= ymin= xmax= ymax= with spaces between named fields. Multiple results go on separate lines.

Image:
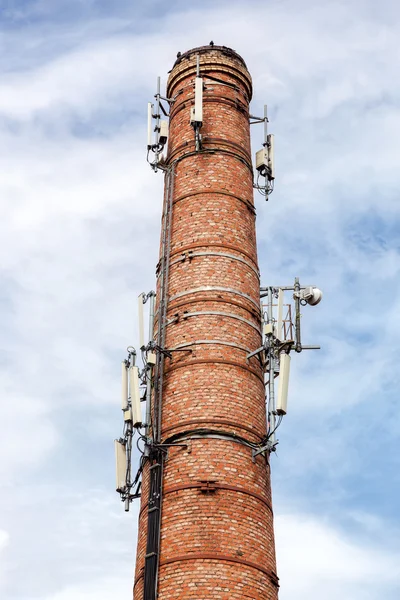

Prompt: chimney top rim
xmin=172 ymin=45 xmax=248 ymax=70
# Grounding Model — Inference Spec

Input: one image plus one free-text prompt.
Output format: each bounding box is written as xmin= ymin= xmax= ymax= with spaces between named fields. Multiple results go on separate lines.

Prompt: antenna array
xmin=114 ymin=292 xmax=156 ymax=511
xmin=116 ymin=63 xmax=323 ymax=508
xmin=115 ymin=278 xmax=322 ymax=508
xmin=146 ymin=59 xmax=275 ymax=196
xmin=248 ymin=278 xmax=323 ymax=456
xmin=250 ymin=105 xmax=275 ymax=199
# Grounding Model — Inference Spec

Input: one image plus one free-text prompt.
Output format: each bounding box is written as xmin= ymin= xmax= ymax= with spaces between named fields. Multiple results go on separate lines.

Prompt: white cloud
xmin=276 ymin=512 xmax=400 ymax=599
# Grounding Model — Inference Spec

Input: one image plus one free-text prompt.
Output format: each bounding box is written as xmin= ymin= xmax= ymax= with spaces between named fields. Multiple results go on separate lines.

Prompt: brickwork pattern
xmin=134 ymin=46 xmax=278 ymax=600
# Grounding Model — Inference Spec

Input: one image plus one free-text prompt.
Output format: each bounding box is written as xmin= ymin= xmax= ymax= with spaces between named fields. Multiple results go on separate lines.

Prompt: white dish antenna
xmin=300 ymin=287 xmax=323 ymax=306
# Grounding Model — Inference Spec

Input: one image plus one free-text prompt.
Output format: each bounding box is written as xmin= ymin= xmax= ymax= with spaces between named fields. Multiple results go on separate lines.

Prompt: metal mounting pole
xmin=154 ymin=76 xmax=161 ymax=170
xmin=267 ymin=287 xmax=276 ymax=442
xmin=263 ymin=105 xmax=268 ymax=146
xmin=145 ymin=292 xmax=156 ymax=441
xmin=294 ymin=277 xmax=302 ymax=353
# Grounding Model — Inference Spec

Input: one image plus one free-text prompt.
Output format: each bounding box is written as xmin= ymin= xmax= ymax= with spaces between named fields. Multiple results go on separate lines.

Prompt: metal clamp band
xmin=162 ymin=418 xmax=265 ymax=441
xmin=167 ymin=147 xmax=254 ymax=177
xmin=164 ymin=296 xmax=260 ymax=325
xmin=168 ymin=250 xmax=259 ymax=276
xmin=169 ymin=240 xmax=258 ymax=269
xmin=168 ymin=287 xmax=260 ymax=311
xmin=171 ymin=188 xmax=256 ymax=214
xmin=159 ymin=553 xmax=279 ymax=588
xmin=163 ymin=482 xmax=273 ymax=515
xmin=164 ymin=357 xmax=264 ymax=384
xmin=170 ymin=339 xmax=251 ymax=353
xmin=168 ymin=310 xmax=261 ymax=335
xmin=168 ymin=129 xmax=251 ymax=166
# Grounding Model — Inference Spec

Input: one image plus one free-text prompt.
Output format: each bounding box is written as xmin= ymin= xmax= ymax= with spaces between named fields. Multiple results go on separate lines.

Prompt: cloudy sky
xmin=1 ymin=0 xmax=400 ymax=598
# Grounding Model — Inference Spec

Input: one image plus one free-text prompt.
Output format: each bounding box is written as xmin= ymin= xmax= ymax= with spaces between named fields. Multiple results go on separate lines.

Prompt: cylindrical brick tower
xmin=134 ymin=45 xmax=279 ymax=600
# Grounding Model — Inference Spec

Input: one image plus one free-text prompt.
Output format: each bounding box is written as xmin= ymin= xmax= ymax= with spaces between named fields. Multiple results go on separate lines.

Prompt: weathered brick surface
xmin=134 ymin=46 xmax=278 ymax=600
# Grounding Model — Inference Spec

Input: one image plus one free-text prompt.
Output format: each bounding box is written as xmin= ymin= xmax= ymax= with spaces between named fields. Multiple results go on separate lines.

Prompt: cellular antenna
xmin=190 ymin=54 xmax=203 ymax=151
xmin=115 ymin=291 xmax=156 ymax=511
xmin=146 ymin=76 xmax=175 ymax=172
xmin=250 ymin=104 xmax=275 ymax=199
xmin=129 ymin=365 xmax=142 ymax=427
xmin=249 ymin=277 xmax=322 ymax=455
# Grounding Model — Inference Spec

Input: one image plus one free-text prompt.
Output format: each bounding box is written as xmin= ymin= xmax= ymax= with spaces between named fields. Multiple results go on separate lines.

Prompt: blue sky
xmin=1 ymin=0 xmax=400 ymax=598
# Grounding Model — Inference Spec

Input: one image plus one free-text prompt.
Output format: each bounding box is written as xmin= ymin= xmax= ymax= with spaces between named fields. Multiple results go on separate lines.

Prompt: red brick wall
xmin=134 ymin=46 xmax=278 ymax=600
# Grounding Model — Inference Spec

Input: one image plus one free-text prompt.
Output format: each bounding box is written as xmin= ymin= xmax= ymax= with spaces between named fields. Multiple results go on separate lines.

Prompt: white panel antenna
xmin=138 ymin=293 xmax=145 ymax=349
xmin=252 ymin=105 xmax=275 ymax=199
xmin=276 ymin=354 xmax=291 ymax=415
xmin=121 ymin=361 xmax=128 ymax=410
xmin=129 ymin=365 xmax=142 ymax=427
xmin=190 ymin=77 xmax=203 ymax=124
xmin=114 ymin=440 xmax=127 ymax=492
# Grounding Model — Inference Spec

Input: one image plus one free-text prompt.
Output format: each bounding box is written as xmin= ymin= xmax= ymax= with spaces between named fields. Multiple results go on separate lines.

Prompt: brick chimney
xmin=134 ymin=44 xmax=279 ymax=600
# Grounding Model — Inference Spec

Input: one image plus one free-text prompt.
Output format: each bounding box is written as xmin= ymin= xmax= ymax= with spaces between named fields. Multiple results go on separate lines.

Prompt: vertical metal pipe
xmin=264 ymin=104 xmax=268 ymax=146
xmin=294 ymin=277 xmax=302 ymax=352
xmin=155 ymin=76 xmax=161 ymax=169
xmin=195 ymin=55 xmax=201 ymax=152
xmin=155 ymin=166 xmax=175 ymax=443
xmin=138 ymin=293 xmax=145 ymax=349
xmin=276 ymin=288 xmax=283 ymax=341
xmin=147 ymin=102 xmax=153 ymax=149
xmin=268 ymin=287 xmax=276 ymax=442
xmin=145 ymin=292 xmax=155 ymax=439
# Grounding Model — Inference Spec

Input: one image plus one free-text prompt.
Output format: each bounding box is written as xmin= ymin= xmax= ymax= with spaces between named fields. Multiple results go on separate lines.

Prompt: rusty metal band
xmin=154 ymin=303 xmax=260 ymax=343
xmin=168 ymin=131 xmax=251 ymax=165
xmin=171 ymin=187 xmax=256 ymax=215
xmin=167 ymin=147 xmax=253 ymax=176
xmin=162 ymin=418 xmax=265 ymax=441
xmin=167 ymin=63 xmax=252 ymax=101
xmin=163 ymin=482 xmax=273 ymax=515
xmin=136 ymin=421 xmax=265 ymax=523
xmin=159 ymin=554 xmax=279 ymax=588
xmin=168 ymin=286 xmax=260 ymax=311
xmin=134 ymin=558 xmax=278 ymax=591
xmin=164 ymin=358 xmax=264 ymax=384
xmin=167 ymin=310 xmax=261 ymax=335
xmin=166 ymin=295 xmax=261 ymax=321
xmin=137 ymin=464 xmax=269 ymax=524
xmin=169 ymin=240 xmax=258 ymax=269
xmin=170 ymin=339 xmax=251 ymax=353
xmin=168 ymin=250 xmax=259 ymax=276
